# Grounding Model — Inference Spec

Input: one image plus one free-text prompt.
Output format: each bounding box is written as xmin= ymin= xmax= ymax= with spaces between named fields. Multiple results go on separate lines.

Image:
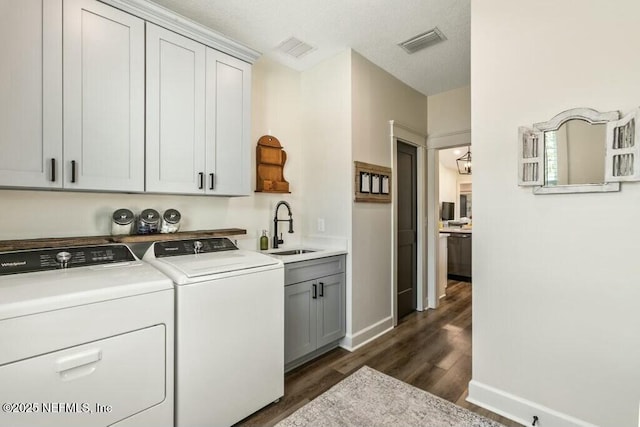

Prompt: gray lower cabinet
xmin=447 ymin=233 xmax=472 ymax=279
xmin=284 ymin=255 xmax=346 ymax=371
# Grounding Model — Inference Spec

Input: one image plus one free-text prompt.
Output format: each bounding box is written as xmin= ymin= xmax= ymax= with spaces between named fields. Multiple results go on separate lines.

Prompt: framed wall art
xmin=354 ymin=161 xmax=392 ymax=203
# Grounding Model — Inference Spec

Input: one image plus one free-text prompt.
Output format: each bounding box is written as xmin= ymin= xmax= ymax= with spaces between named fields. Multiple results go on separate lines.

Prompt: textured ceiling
xmin=149 ymin=0 xmax=470 ymax=96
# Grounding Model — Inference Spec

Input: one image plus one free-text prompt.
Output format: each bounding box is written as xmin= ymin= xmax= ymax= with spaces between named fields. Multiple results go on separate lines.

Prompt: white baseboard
xmin=468 ymin=380 xmax=599 ymax=427
xmin=340 ymin=316 xmax=394 ymax=352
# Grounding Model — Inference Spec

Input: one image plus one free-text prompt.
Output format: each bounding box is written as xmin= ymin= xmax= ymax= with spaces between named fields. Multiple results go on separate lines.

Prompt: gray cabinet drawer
xmin=284 ymin=255 xmax=345 ymax=286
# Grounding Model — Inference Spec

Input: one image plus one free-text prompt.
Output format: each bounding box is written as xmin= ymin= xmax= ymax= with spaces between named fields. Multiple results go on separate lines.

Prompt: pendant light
xmin=456 ymin=147 xmax=472 ymax=175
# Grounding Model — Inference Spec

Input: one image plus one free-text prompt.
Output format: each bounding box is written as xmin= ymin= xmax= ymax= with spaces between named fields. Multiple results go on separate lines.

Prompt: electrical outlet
xmin=317 ymin=218 xmax=325 ymax=233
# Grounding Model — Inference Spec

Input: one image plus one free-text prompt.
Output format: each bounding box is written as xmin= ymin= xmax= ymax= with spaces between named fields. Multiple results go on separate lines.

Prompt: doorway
xmin=435 ymin=145 xmax=472 ymax=300
xmin=396 ymin=141 xmax=417 ymax=319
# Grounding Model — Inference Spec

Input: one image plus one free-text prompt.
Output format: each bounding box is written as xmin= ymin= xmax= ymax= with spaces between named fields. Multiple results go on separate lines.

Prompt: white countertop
xmin=263 ymin=246 xmax=347 ymax=264
xmin=440 ymin=227 xmax=472 ymax=234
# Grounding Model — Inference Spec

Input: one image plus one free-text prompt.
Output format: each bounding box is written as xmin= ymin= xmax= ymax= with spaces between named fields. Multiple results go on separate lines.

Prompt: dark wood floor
xmin=237 ymin=280 xmax=520 ymax=426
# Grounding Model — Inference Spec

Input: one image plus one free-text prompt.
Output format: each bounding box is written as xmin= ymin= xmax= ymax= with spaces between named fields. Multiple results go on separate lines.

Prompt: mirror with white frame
xmin=517 ymin=107 xmax=640 ymax=194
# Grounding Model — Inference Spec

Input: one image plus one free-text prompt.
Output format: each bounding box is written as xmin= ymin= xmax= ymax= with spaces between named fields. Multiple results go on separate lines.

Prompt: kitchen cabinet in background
xmin=0 ymin=0 xmax=62 ymax=188
xmin=63 ymin=0 xmax=146 ymax=192
xmin=284 ymin=256 xmax=346 ymax=371
xmin=447 ymin=233 xmax=472 ymax=280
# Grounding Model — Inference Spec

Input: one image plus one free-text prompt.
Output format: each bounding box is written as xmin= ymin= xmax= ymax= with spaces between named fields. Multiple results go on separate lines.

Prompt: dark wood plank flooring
xmin=237 ymin=280 xmax=520 ymax=426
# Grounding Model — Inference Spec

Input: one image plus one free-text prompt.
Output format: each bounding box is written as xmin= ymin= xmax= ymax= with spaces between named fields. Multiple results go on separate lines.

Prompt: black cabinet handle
xmin=209 ymin=173 xmax=215 ymax=190
xmin=50 ymin=158 xmax=56 ymax=182
xmin=312 ymin=283 xmax=317 ymax=299
xmin=319 ymin=282 xmax=324 ymax=297
xmin=198 ymin=172 xmax=204 ymax=189
xmin=71 ymin=160 xmax=77 ymax=183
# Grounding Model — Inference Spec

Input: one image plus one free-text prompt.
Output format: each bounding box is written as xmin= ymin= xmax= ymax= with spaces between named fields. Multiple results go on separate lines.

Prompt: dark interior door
xmin=397 ymin=141 xmax=417 ymax=319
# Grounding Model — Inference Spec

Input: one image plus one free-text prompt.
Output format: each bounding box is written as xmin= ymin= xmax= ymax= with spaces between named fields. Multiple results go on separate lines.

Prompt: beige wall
xmin=427 ymin=85 xmax=471 ymax=137
xmin=299 ymin=51 xmax=352 ymax=240
xmin=439 ymin=165 xmax=457 ymax=206
xmin=471 ymin=1 xmax=640 ymax=426
xmin=0 ymin=57 xmax=304 ymax=250
xmin=350 ymin=51 xmax=428 ymax=338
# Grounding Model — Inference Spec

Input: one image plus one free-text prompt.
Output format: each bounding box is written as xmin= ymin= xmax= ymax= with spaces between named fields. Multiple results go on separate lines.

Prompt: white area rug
xmin=276 ymin=366 xmax=505 ymax=427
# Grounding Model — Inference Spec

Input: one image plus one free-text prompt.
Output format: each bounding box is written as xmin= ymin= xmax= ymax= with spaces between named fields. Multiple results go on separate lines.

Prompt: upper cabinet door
xmin=0 ymin=0 xmax=62 ymax=188
xmin=63 ymin=0 xmax=145 ymax=192
xmin=146 ymin=23 xmax=206 ymax=194
xmin=205 ymin=49 xmax=251 ymax=196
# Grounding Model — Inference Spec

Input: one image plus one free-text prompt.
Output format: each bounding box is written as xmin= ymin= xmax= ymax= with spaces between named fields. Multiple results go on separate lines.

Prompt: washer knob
xmin=56 ymin=251 xmax=72 ymax=268
xmin=193 ymin=241 xmax=203 ymax=254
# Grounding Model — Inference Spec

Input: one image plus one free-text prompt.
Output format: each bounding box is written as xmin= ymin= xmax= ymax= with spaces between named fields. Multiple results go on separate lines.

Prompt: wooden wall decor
xmin=354 ymin=161 xmax=392 ymax=203
xmin=256 ymin=135 xmax=290 ymax=193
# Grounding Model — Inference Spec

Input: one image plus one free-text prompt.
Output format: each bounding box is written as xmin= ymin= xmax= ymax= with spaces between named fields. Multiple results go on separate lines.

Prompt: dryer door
xmin=0 ymin=325 xmax=165 ymax=427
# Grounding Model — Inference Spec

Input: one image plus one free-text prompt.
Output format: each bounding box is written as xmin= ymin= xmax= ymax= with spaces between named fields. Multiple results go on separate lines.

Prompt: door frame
xmin=390 ymin=121 xmax=427 ymax=326
xmin=426 ymin=129 xmax=472 ymax=309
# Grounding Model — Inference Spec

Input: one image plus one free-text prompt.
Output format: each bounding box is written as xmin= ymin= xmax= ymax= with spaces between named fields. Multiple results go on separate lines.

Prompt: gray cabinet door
xmin=63 ymin=0 xmax=145 ymax=191
xmin=447 ymin=234 xmax=472 ymax=279
xmin=284 ymin=280 xmax=316 ymax=364
xmin=0 ymin=0 xmax=62 ymax=188
xmin=459 ymin=234 xmax=472 ymax=277
xmin=205 ymin=48 xmax=251 ymax=195
xmin=316 ymin=273 xmax=346 ymax=348
xmin=146 ymin=23 xmax=206 ymax=194
xmin=447 ymin=235 xmax=460 ymax=276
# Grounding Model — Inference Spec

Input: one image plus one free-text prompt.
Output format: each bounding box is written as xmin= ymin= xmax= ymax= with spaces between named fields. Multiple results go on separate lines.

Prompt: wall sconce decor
xmin=456 ymin=147 xmax=472 ymax=175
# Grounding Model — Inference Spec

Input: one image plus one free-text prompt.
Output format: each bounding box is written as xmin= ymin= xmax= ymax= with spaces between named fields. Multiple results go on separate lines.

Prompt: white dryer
xmin=143 ymin=237 xmax=284 ymax=427
xmin=0 ymin=244 xmax=174 ymax=427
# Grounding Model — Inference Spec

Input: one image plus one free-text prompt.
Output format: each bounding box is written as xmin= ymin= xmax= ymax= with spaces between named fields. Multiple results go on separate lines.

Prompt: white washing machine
xmin=143 ymin=237 xmax=284 ymax=427
xmin=0 ymin=244 xmax=174 ymax=427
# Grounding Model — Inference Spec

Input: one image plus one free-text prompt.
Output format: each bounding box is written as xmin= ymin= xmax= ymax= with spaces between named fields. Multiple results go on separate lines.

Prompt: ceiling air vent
xmin=398 ymin=27 xmax=446 ymax=54
xmin=275 ymin=36 xmax=315 ymax=59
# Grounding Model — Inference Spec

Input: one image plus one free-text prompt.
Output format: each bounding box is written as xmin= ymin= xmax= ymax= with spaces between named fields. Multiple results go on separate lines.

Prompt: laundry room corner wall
xmin=349 ymin=51 xmax=428 ymax=348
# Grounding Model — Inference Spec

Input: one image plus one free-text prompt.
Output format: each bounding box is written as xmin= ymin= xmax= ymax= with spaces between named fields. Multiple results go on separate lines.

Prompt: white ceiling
xmin=439 ymin=146 xmax=470 ymax=171
xmin=149 ymin=0 xmax=470 ymax=96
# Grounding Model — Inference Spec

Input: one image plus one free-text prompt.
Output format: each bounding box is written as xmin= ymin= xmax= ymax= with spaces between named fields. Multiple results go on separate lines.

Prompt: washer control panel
xmin=154 ymin=238 xmax=238 ymax=257
xmin=0 ymin=245 xmax=136 ymax=276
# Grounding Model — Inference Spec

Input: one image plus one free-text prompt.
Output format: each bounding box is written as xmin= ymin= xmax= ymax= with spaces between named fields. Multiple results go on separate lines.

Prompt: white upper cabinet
xmin=1 ymin=0 xmax=253 ymax=195
xmin=0 ymin=0 xmax=62 ymax=188
xmin=63 ymin=0 xmax=145 ymax=192
xmin=146 ymin=23 xmax=206 ymax=194
xmin=205 ymin=49 xmax=252 ymax=196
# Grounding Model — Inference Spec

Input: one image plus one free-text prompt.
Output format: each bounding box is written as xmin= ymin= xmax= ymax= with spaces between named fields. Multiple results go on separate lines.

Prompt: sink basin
xmin=272 ymin=249 xmax=316 ymax=256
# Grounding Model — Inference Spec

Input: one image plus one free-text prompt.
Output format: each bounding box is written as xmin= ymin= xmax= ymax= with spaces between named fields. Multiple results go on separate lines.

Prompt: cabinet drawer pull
xmin=71 ymin=160 xmax=77 ymax=183
xmin=209 ymin=173 xmax=215 ymax=190
xmin=50 ymin=158 xmax=56 ymax=182
xmin=312 ymin=283 xmax=317 ymax=299
xmin=198 ymin=172 xmax=204 ymax=189
xmin=319 ymin=282 xmax=324 ymax=297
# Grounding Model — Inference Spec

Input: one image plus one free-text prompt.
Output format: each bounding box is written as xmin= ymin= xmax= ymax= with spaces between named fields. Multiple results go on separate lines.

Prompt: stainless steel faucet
xmin=273 ymin=201 xmax=293 ymax=249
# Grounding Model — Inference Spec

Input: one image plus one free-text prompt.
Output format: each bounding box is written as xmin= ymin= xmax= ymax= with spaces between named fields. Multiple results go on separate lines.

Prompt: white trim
xmin=99 ymin=0 xmax=261 ymax=63
xmin=427 ymin=129 xmax=471 ymax=149
xmin=426 ymin=148 xmax=439 ymax=309
xmin=533 ymin=108 xmax=619 ymax=132
xmin=339 ymin=316 xmax=394 ymax=352
xmin=390 ymin=121 xmax=427 ymax=325
xmin=468 ymin=380 xmax=600 ymax=427
xmin=533 ymin=182 xmax=620 ymax=194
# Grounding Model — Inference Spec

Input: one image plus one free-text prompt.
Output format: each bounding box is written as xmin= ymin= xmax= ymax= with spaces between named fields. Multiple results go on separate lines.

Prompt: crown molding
xmin=100 ymin=0 xmax=261 ymax=63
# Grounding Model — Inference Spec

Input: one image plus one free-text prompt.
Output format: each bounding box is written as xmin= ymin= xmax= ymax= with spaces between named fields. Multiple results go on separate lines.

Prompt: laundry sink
xmin=271 ymin=249 xmax=317 ymax=256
